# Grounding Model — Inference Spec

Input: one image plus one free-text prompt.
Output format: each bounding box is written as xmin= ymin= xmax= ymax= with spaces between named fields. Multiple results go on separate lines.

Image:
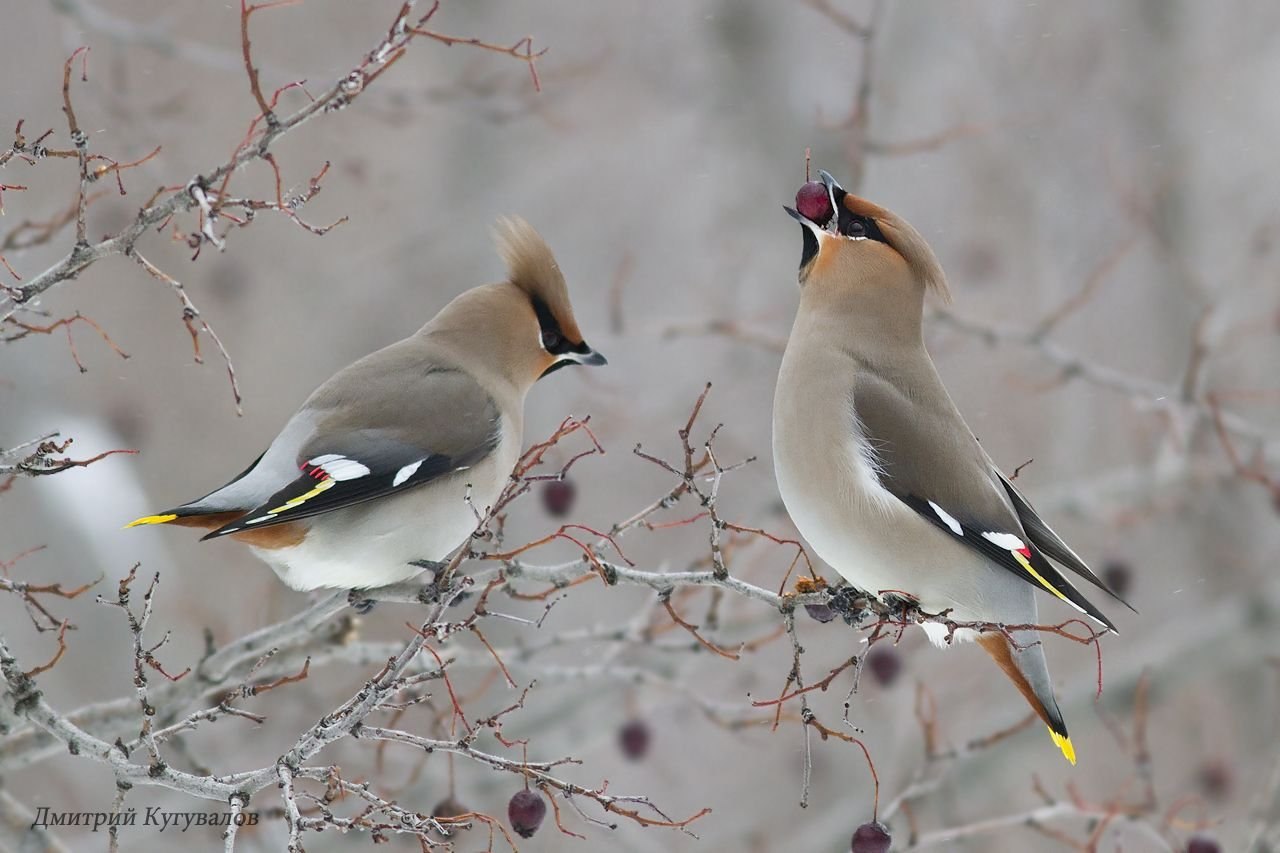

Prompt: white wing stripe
xmin=392 ymin=460 xmax=424 ymax=487
xmin=311 ymin=456 xmax=371 ymax=481
xmin=308 ymin=453 xmax=343 ymax=465
xmin=928 ymin=501 xmax=964 ymax=536
xmin=981 ymin=531 xmax=1026 ymax=552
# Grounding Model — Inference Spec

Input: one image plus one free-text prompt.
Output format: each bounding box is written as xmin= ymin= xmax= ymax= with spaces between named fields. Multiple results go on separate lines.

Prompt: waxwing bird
xmin=773 ymin=172 xmax=1133 ymax=764
xmin=128 ymin=218 xmax=606 ymax=592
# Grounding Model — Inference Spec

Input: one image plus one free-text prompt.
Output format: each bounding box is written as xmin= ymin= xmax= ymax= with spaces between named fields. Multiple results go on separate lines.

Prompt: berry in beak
xmin=795 ymin=180 xmax=834 ymax=225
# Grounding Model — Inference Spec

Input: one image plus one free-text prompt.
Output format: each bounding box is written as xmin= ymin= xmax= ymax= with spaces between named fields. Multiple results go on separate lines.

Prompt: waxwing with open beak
xmin=772 ymin=172 xmax=1133 ymax=764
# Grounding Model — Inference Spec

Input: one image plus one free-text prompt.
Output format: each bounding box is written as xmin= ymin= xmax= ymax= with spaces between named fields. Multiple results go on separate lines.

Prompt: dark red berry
xmin=541 ymin=479 xmax=576 ymax=518
xmin=795 ymin=181 xmax=833 ymax=224
xmin=1197 ymin=758 xmax=1233 ymax=800
xmin=432 ymin=797 xmax=467 ymax=819
xmin=507 ymin=789 xmax=546 ymax=839
xmin=805 ymin=603 xmax=837 ymax=623
xmin=1186 ymin=836 xmax=1220 ymax=853
xmin=619 ymin=719 xmax=651 ymax=761
xmin=865 ymin=645 xmax=902 ymax=688
xmin=851 ymin=821 xmax=891 ymax=853
xmin=1102 ymin=560 xmax=1132 ymax=598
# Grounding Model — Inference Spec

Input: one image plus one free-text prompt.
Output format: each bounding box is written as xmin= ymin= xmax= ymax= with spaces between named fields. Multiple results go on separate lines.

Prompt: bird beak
xmin=574 ymin=347 xmax=607 ymax=367
xmin=786 ymin=168 xmax=852 ymax=273
xmin=783 ymin=205 xmax=813 ymax=224
xmin=817 ymin=171 xmax=845 ymax=234
xmin=539 ymin=345 xmax=606 ymax=379
xmin=784 ymin=205 xmax=825 ymax=274
xmin=784 ymin=169 xmax=846 ymax=236
xmin=783 ymin=205 xmax=828 ymax=239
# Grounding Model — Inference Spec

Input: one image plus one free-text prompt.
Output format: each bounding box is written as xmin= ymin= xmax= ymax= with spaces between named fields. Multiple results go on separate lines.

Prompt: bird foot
xmin=347 ymin=589 xmax=377 ymax=614
xmin=829 ymin=585 xmax=876 ymax=627
xmin=407 ymin=559 xmax=451 ymax=604
xmin=880 ymin=592 xmax=923 ymax=623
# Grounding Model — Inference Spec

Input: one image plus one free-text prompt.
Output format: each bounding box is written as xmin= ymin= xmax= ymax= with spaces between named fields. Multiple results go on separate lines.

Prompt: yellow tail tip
xmin=1048 ymin=728 xmax=1077 ymax=765
xmin=124 ymin=513 xmax=178 ymax=529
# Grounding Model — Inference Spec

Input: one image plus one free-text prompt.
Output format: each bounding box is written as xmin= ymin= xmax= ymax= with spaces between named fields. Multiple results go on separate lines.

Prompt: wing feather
xmin=998 ymin=473 xmax=1136 ymax=613
xmin=852 ymin=370 xmax=1117 ymax=630
xmin=202 ymin=448 xmax=482 ymax=538
xmin=901 ymin=494 xmax=1117 ymax=631
xmin=204 ymin=362 xmax=502 ymax=538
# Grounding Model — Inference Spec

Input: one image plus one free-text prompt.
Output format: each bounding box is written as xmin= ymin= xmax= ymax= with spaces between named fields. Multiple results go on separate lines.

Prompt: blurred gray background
xmin=3 ymin=1 xmax=1279 ymax=850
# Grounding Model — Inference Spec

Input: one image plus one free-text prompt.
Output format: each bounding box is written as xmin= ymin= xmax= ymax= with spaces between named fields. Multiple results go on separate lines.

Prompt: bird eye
xmin=844 ymin=218 xmax=867 ymax=238
xmin=542 ymin=330 xmax=562 ymax=351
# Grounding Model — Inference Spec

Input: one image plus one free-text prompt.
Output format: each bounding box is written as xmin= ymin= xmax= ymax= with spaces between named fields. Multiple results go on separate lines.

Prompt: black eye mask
xmin=838 ymin=208 xmax=888 ymax=243
xmin=828 ymin=185 xmax=888 ymax=244
xmin=531 ymin=296 xmax=575 ymax=356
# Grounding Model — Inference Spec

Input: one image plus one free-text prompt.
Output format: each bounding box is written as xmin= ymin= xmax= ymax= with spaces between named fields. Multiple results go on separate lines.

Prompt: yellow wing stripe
xmin=1012 ymin=550 xmax=1070 ymax=604
xmin=1048 ymin=728 xmax=1077 ymax=765
xmin=124 ymin=513 xmax=178 ymax=528
xmin=268 ymin=477 xmax=335 ymax=515
xmin=127 ymin=475 xmax=340 ymax=532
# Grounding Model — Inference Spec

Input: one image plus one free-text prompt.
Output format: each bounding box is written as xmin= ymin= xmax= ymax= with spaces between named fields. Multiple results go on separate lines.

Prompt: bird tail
xmin=976 ymin=632 xmax=1076 ymax=765
xmin=124 ymin=508 xmax=242 ymax=531
xmin=125 ymin=511 xmax=180 ymax=527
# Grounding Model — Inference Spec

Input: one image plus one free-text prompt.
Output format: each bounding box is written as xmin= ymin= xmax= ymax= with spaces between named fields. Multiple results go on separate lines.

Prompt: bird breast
xmin=773 ymin=338 xmax=1014 ymax=627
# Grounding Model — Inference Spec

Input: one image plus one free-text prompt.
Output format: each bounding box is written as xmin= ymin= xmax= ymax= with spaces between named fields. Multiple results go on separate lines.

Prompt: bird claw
xmin=829 ymin=585 xmax=876 ymax=627
xmin=406 ymin=559 xmax=449 ymax=604
xmin=880 ymin=593 xmax=923 ymax=624
xmin=347 ymin=589 xmax=377 ymax=614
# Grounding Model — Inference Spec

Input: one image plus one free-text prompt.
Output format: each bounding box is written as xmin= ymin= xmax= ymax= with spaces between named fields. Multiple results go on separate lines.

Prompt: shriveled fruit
xmin=508 ymin=789 xmax=546 ymax=839
xmin=619 ymin=718 xmax=651 ymax=761
xmin=541 ymin=479 xmax=576 ymax=518
xmin=431 ymin=797 xmax=467 ymax=819
xmin=1102 ymin=560 xmax=1132 ymax=598
xmin=850 ymin=821 xmax=891 ymax=853
xmin=805 ymin=603 xmax=837 ymax=623
xmin=865 ymin=644 xmax=902 ymax=688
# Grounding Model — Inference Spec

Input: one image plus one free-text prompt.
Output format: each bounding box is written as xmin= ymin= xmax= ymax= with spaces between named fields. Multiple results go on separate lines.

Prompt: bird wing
xmin=852 ymin=369 xmax=1116 ymax=631
xmin=997 ymin=472 xmax=1135 ymax=612
xmin=204 ymin=359 xmax=502 ymax=538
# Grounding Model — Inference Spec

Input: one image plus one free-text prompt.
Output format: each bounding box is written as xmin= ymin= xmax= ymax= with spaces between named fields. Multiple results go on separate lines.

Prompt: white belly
xmin=775 ymin=448 xmax=924 ymax=600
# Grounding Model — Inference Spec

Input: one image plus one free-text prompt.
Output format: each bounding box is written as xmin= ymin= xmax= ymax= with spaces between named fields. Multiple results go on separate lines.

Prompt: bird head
xmin=493 ymin=217 xmax=607 ymax=381
xmin=420 ymin=218 xmax=606 ymax=391
xmin=783 ymin=171 xmax=949 ymax=307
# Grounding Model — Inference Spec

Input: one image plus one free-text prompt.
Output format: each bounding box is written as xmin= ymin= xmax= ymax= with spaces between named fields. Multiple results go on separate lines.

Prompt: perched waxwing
xmin=128 ymin=218 xmax=605 ymax=592
xmin=773 ymin=172 xmax=1132 ymax=764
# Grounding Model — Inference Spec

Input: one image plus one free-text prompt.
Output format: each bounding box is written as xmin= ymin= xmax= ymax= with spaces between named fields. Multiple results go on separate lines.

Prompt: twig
xmin=2 ymin=0 xmax=546 ymax=323
xmin=0 ymin=432 xmax=136 ymax=478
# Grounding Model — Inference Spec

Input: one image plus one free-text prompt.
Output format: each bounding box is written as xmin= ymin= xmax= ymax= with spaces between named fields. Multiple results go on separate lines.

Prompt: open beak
xmin=785 ymin=169 xmax=849 ymax=272
xmin=783 ymin=205 xmax=814 ymax=225
xmin=784 ymin=170 xmax=846 ymax=235
xmin=784 ymin=206 xmax=824 ymax=272
xmin=817 ymin=171 xmax=845 ymax=234
xmin=783 ymin=204 xmax=829 ymax=238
